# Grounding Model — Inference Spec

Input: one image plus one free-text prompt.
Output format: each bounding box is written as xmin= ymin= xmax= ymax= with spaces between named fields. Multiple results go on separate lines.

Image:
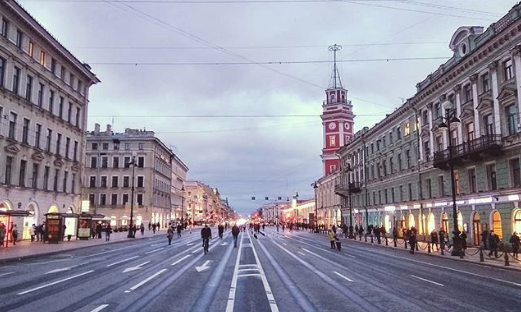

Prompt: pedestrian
xmin=11 ymin=224 xmax=18 ymax=245
xmin=409 ymin=227 xmax=417 ymax=254
xmin=481 ymin=229 xmax=489 ymax=250
xmin=152 ymin=223 xmax=156 ymax=234
xmin=105 ymin=224 xmax=112 ymax=241
xmin=30 ymin=224 xmax=36 ymax=242
xmin=140 ymin=223 xmax=145 ymax=236
xmin=96 ymin=223 xmax=103 ymax=239
xmin=375 ymin=226 xmax=382 ymax=244
xmin=358 ymin=225 xmax=364 ymax=240
xmin=336 ymin=227 xmax=343 ymax=251
xmin=0 ymin=221 xmax=5 ymax=247
xmin=460 ymin=231 xmax=467 ymax=251
xmin=488 ymin=230 xmax=500 ymax=258
xmin=342 ymin=224 xmax=348 ymax=239
xmin=430 ymin=229 xmax=439 ymax=251
xmin=148 ymin=222 xmax=151 ymax=231
xmin=177 ymin=224 xmax=182 ymax=238
xmin=328 ymin=229 xmax=336 ymax=249
xmin=438 ymin=227 xmax=446 ymax=252
xmin=509 ymin=232 xmax=520 ymax=258
xmin=167 ymin=227 xmax=174 ymax=245
xmin=232 ymin=224 xmax=240 ymax=248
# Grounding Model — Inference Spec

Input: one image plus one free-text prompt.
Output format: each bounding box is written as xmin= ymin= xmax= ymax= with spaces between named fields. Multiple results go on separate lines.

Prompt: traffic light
xmin=265 ymin=197 xmax=269 ymax=200
xmin=251 ymin=196 xmax=255 ymax=200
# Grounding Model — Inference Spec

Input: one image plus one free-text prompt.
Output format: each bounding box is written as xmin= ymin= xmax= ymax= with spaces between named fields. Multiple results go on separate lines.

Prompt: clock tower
xmin=321 ymin=44 xmax=354 ymax=175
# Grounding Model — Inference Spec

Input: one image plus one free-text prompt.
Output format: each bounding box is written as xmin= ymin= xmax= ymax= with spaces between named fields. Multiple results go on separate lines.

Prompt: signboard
xmin=309 ymin=213 xmax=315 ymax=227
xmin=78 ymin=216 xmax=92 ymax=240
xmin=45 ymin=214 xmax=63 ymax=244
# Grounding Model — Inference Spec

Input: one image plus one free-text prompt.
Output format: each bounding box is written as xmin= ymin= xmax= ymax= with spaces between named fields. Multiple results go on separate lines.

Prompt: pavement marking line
xmin=106 ymin=256 xmax=140 ymax=267
xmin=298 ymin=251 xmax=305 ymax=256
xmin=238 ymin=273 xmax=262 ymax=278
xmin=125 ymin=269 xmax=167 ymax=293
xmin=17 ymin=270 xmax=94 ymax=295
xmin=282 ymin=242 xmax=287 ymax=246
xmin=226 ymin=232 xmax=244 ymax=312
xmin=90 ymin=304 xmax=109 ymax=312
xmin=0 ymin=272 xmax=15 ymax=277
xmin=123 ymin=261 xmax=150 ymax=273
xmin=411 ymin=275 xmax=444 ymax=286
xmin=145 ymin=247 xmax=165 ymax=255
xmin=333 ymin=271 xmax=354 ymax=282
xmin=171 ymin=255 xmax=191 ymax=266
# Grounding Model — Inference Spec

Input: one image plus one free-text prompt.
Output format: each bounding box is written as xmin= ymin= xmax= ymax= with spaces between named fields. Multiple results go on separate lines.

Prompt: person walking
xmin=328 ymin=229 xmax=336 ymax=249
xmin=488 ymin=230 xmax=500 ymax=258
xmin=438 ymin=227 xmax=446 ymax=252
xmin=509 ymin=232 xmax=520 ymax=258
xmin=409 ymin=227 xmax=417 ymax=254
xmin=166 ymin=227 xmax=174 ymax=245
xmin=335 ymin=227 xmax=343 ymax=251
xmin=430 ymin=229 xmax=439 ymax=251
xmin=140 ymin=223 xmax=145 ymax=236
xmin=177 ymin=224 xmax=183 ymax=238
xmin=30 ymin=224 xmax=36 ymax=242
xmin=105 ymin=224 xmax=112 ymax=241
xmin=232 ymin=224 xmax=240 ymax=248
xmin=11 ymin=224 xmax=18 ymax=245
xmin=481 ymin=229 xmax=489 ymax=250
xmin=0 ymin=221 xmax=5 ymax=247
xmin=460 ymin=231 xmax=468 ymax=251
xmin=218 ymin=223 xmax=225 ymax=239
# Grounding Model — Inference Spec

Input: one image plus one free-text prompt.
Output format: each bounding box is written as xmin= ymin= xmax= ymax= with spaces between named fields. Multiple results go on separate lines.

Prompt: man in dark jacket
xmin=510 ymin=232 xmax=520 ymax=258
xmin=201 ymin=224 xmax=212 ymax=253
xmin=488 ymin=230 xmax=500 ymax=258
xmin=232 ymin=224 xmax=240 ymax=248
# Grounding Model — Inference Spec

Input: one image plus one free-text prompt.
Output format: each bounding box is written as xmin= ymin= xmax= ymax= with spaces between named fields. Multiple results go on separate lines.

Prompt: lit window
xmin=28 ymin=41 xmax=34 ymax=57
xmin=329 ymin=135 xmax=336 ymax=146
xmin=39 ymin=51 xmax=46 ymax=66
xmin=404 ymin=122 xmax=410 ymax=136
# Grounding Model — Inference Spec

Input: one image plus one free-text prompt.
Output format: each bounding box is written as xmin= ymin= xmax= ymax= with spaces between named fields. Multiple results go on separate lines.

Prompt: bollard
xmin=385 ymin=237 xmax=388 ymax=246
xmin=370 ymin=235 xmax=374 ymax=244
xmin=440 ymin=244 xmax=444 ymax=256
xmin=428 ymin=243 xmax=431 ymax=253
xmin=505 ymin=251 xmax=510 ymax=266
xmin=479 ymin=247 xmax=484 ymax=262
xmin=365 ymin=235 xmax=367 ymax=243
xmin=394 ymin=239 xmax=397 ymax=248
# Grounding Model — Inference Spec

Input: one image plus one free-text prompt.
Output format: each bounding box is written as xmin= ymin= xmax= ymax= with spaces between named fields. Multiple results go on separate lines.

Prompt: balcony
xmin=433 ymin=134 xmax=502 ymax=170
xmin=334 ymin=182 xmax=363 ymax=198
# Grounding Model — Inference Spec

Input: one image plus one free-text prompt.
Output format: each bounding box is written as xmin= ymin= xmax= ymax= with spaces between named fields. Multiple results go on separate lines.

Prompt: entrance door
xmin=492 ymin=210 xmax=503 ymax=240
xmin=472 ymin=212 xmax=480 ymax=246
xmin=442 ymin=212 xmax=449 ymax=232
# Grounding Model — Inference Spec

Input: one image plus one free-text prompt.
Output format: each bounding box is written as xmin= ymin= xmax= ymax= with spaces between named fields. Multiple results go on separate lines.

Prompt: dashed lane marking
xmin=411 ymin=275 xmax=444 ymax=286
xmin=90 ymin=304 xmax=109 ymax=312
xmin=333 ymin=271 xmax=354 ymax=282
xmin=124 ymin=269 xmax=167 ymax=293
xmin=18 ymin=271 xmax=94 ymax=295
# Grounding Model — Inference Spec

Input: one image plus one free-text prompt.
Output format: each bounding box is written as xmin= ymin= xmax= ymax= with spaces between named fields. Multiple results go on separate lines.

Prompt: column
xmin=512 ymin=46 xmax=521 ymax=132
xmin=471 ymin=73 xmax=481 ymax=138
xmin=488 ymin=62 xmax=502 ymax=135
xmin=454 ymin=84 xmax=463 ymax=143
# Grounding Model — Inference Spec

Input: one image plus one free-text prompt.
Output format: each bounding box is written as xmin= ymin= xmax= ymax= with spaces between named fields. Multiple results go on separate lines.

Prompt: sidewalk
xmin=0 ymin=229 xmax=167 ymax=263
xmin=343 ymin=234 xmax=521 ymax=271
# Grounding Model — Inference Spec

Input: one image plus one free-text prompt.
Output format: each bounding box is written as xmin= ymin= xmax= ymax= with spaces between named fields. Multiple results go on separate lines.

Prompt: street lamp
xmin=313 ymin=182 xmax=319 ymax=233
xmin=127 ymin=151 xmax=137 ymax=238
xmin=180 ymin=185 xmax=185 ymax=227
xmin=438 ymin=101 xmax=462 ymax=257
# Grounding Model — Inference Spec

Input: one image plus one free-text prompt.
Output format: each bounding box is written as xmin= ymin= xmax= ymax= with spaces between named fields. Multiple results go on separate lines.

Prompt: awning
xmin=0 ymin=210 xmax=33 ymax=217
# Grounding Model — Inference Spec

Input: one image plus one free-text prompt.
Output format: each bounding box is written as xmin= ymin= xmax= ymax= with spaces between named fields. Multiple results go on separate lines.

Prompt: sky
xmin=18 ymin=0 xmax=519 ymax=215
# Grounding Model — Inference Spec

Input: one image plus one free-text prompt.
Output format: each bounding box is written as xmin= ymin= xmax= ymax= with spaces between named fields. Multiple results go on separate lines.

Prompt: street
xmin=0 ymin=227 xmax=520 ymax=312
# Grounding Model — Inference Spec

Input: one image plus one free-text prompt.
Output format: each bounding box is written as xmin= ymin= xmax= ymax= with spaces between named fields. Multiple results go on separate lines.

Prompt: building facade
xmin=183 ymin=181 xmax=231 ymax=224
xmin=171 ymin=154 xmax=189 ymax=221
xmin=337 ymin=4 xmax=521 ymax=244
xmin=0 ymin=1 xmax=99 ymax=239
xmin=85 ymin=125 xmax=176 ymax=229
xmin=316 ymin=171 xmax=342 ymax=228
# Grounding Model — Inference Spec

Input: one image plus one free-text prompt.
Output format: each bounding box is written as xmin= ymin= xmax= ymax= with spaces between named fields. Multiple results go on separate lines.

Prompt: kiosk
xmin=44 ymin=213 xmax=63 ymax=244
xmin=77 ymin=213 xmax=106 ymax=240
xmin=0 ymin=210 xmax=32 ymax=248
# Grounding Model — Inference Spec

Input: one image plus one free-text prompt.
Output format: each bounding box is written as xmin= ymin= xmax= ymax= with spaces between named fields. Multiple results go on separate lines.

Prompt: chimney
xmin=106 ymin=124 xmax=112 ymax=134
xmin=94 ymin=123 xmax=100 ymax=134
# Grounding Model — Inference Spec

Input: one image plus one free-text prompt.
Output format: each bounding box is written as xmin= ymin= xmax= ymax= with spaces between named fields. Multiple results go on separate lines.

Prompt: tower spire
xmin=328 ymin=44 xmax=342 ymax=89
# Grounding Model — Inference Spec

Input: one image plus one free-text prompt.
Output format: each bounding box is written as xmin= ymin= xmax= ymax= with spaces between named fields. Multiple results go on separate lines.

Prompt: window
xmin=5 ymin=156 xmax=13 ymax=185
xmin=506 ymin=105 xmax=518 ymax=136
xmin=372 ymin=192 xmax=376 ymax=206
xmin=481 ymin=73 xmax=490 ymax=93
xmin=32 ymin=163 xmax=39 ymax=189
xmin=43 ymin=166 xmax=49 ymax=190
xmin=390 ymin=156 xmax=394 ymax=173
xmin=75 ymin=107 xmax=80 ymax=126
xmin=139 ymin=143 xmax=144 ymax=150
xmin=112 ymin=176 xmax=118 ymax=188
xmin=90 ymin=156 xmax=97 ymax=168
xmin=434 ymin=103 xmax=441 ymax=119
xmin=69 ymin=73 xmax=75 ymax=88
xmin=38 ymin=83 xmax=44 ymax=107
xmin=12 ymin=66 xmax=20 ymax=94
xmin=63 ymin=171 xmax=68 ymax=193
xmin=504 ymin=59 xmax=514 ymax=81
xmin=370 ymin=143 xmax=374 ymax=154
xmin=438 ymin=176 xmax=445 ymax=197
xmin=510 ymin=158 xmax=521 ymax=187
xmin=404 ymin=122 xmax=410 ymax=136
xmin=125 ymin=143 xmax=131 ymax=150
xmin=53 ymin=169 xmax=59 ymax=191
xmin=101 ymin=156 xmax=108 ymax=168
xmin=384 ymin=189 xmax=388 ymax=204
xmin=113 ymin=157 xmax=120 ymax=168
xmin=71 ymin=173 xmax=76 ymax=193
xmin=405 ymin=150 xmax=411 ymax=169
xmin=426 ymin=179 xmax=432 ymax=199
xmin=35 ymin=124 xmax=41 ymax=148
xmin=483 ymin=114 xmax=494 ymax=135
xmin=114 ymin=142 xmax=120 ymax=150
xmin=389 ymin=131 xmax=393 ymax=144
xmin=329 ymin=135 xmax=336 ymax=147
xmin=68 ymin=102 xmax=72 ymax=123
xmin=78 ymin=80 xmax=83 ymax=95
xmin=382 ymin=160 xmax=387 ymax=176
xmin=451 ymin=130 xmax=457 ymax=146
xmin=376 ymin=140 xmax=380 ymax=151
xmin=65 ymin=137 xmax=70 ymax=159
xmin=137 ymin=176 xmax=144 ymax=187
xmin=111 ymin=194 xmax=117 ymax=206
xmin=399 ymin=185 xmax=403 ymax=202
xmin=486 ymin=164 xmax=497 ymax=191
xmin=123 ymin=194 xmax=129 ymax=205
xmin=466 ymin=123 xmax=475 ymax=141
xmin=60 ymin=66 xmax=66 ymax=80
xmin=40 ymin=51 xmax=46 ymax=67
xmin=454 ymin=170 xmax=460 ymax=196
xmin=123 ymin=176 xmax=129 ymax=187
xmin=376 ymin=162 xmax=381 ymax=178
xmin=101 ymin=176 xmax=107 ymax=188
xmin=378 ymin=190 xmax=381 ymax=204
xmin=102 ymin=143 xmax=109 ymax=150
xmin=8 ymin=112 xmax=17 ymax=140
xmin=138 ymin=157 xmax=145 ymax=168
xmin=25 ymin=75 xmax=33 ymax=101
xmin=124 ymin=157 xmax=131 ymax=168
xmin=1 ymin=18 xmax=8 ymax=38
xmin=22 ymin=118 xmax=29 ymax=144
xmin=89 ymin=194 xmax=95 ymax=206
xmin=468 ymin=168 xmax=477 ymax=193
xmin=464 ymin=84 xmax=472 ymax=102
xmin=19 ymin=159 xmax=26 ymax=187
xmin=15 ymin=29 xmax=22 ymax=48
xmin=92 ymin=142 xmax=98 ymax=150
xmin=137 ymin=194 xmax=143 ymax=206
xmin=56 ymin=133 xmax=62 ymax=155
xmin=89 ymin=176 xmax=96 ymax=188
xmin=397 ymin=153 xmax=402 ymax=171
xmin=408 ymin=183 xmax=413 ymax=201
xmin=0 ymin=57 xmax=5 ymax=87
xmin=46 ymin=129 xmax=52 ymax=151
xmin=73 ymin=141 xmax=78 ymax=161
xmin=51 ymin=58 xmax=56 ymax=74
xmin=58 ymin=97 xmax=64 ymax=118
xmin=48 ymin=90 xmax=54 ymax=114
xmin=423 ymin=141 xmax=430 ymax=161
xmin=100 ymin=194 xmax=106 ymax=206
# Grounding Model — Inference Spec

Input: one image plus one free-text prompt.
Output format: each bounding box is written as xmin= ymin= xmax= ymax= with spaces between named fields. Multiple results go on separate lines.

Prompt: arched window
xmin=408 ymin=214 xmax=415 ymax=229
xmin=441 ymin=212 xmax=449 ymax=231
xmin=427 ymin=213 xmax=435 ymax=233
xmin=492 ymin=210 xmax=503 ymax=240
xmin=472 ymin=212 xmax=481 ymax=246
xmin=513 ymin=209 xmax=521 ymax=234
xmin=457 ymin=211 xmax=463 ymax=232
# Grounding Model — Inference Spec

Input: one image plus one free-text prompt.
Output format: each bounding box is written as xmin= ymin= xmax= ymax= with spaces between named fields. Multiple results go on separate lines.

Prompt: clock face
xmin=344 ymin=122 xmax=351 ymax=130
xmin=328 ymin=122 xmax=336 ymax=130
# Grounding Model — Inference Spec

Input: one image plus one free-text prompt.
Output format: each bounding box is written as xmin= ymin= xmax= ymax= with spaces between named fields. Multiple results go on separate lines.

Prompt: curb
xmin=344 ymin=236 xmax=521 ymax=272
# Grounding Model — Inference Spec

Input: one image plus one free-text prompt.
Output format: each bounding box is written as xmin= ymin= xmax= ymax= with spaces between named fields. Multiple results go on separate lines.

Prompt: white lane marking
xmin=238 ymin=273 xmax=262 ymax=278
xmin=195 ymin=260 xmax=212 ymax=272
xmin=85 ymin=245 xmax=136 ymax=258
xmin=125 ymin=269 xmax=167 ymax=293
xmin=333 ymin=271 xmax=354 ymax=282
xmin=18 ymin=271 xmax=94 ymax=295
xmin=298 ymin=251 xmax=305 ymax=256
xmin=226 ymin=233 xmax=243 ymax=312
xmin=0 ymin=272 xmax=15 ymax=277
xmin=187 ymin=243 xmax=194 ymax=246
xmin=411 ymin=275 xmax=444 ymax=286
xmin=145 ymin=247 xmax=165 ymax=255
xmin=90 ymin=304 xmax=109 ymax=312
xmin=107 ymin=256 xmax=139 ymax=267
xmin=282 ymin=243 xmax=287 ymax=246
xmin=123 ymin=261 xmax=150 ymax=273
xmin=192 ymin=249 xmax=200 ymax=254
xmin=221 ymin=242 xmax=229 ymax=246
xmin=171 ymin=255 xmax=191 ymax=266
xmin=45 ymin=267 xmax=76 ymax=274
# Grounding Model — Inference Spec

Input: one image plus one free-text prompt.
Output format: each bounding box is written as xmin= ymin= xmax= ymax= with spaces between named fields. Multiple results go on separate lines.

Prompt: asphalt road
xmin=0 ymin=226 xmax=520 ymax=312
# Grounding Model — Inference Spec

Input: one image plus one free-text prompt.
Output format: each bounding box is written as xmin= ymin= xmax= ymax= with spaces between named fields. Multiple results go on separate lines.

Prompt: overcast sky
xmin=19 ymin=0 xmax=518 ymax=215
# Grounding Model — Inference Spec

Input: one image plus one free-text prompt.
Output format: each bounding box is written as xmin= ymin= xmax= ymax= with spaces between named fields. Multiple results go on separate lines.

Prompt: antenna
xmin=328 ymin=44 xmax=343 ymax=89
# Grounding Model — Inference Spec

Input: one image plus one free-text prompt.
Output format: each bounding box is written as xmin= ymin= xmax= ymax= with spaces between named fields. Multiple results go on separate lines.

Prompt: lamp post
xmin=127 ymin=151 xmax=137 ymax=238
xmin=313 ymin=182 xmax=319 ymax=233
xmin=438 ymin=101 xmax=462 ymax=257
xmin=180 ymin=185 xmax=185 ymax=227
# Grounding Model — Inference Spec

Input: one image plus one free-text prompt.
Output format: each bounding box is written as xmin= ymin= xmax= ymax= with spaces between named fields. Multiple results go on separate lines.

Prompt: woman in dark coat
xmin=510 ymin=232 xmax=520 ymax=258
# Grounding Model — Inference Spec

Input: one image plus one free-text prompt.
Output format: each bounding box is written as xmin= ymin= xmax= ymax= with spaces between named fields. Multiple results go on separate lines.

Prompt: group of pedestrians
xmin=328 ymin=226 xmax=344 ymax=251
xmin=0 ymin=221 xmax=19 ymax=246
xmin=166 ymin=222 xmax=186 ymax=245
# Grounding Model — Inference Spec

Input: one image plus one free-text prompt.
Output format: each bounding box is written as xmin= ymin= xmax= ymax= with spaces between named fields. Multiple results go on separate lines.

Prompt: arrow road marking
xmin=125 ymin=269 xmax=167 ymax=293
xmin=90 ymin=304 xmax=109 ymax=312
xmin=107 ymin=256 xmax=139 ymax=267
xmin=195 ymin=260 xmax=211 ymax=272
xmin=171 ymin=255 xmax=191 ymax=266
xmin=18 ymin=271 xmax=94 ymax=295
xmin=123 ymin=261 xmax=150 ymax=273
xmin=334 ymin=271 xmax=354 ymax=282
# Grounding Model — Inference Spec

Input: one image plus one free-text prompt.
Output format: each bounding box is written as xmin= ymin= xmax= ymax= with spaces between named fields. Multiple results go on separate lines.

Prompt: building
xmin=336 ymin=3 xmax=521 ymax=244
xmin=84 ymin=125 xmax=180 ymax=229
xmin=183 ymin=181 xmax=230 ymax=224
xmin=0 ymin=0 xmax=99 ymax=239
xmin=171 ymin=153 xmax=189 ymax=221
xmin=315 ymin=171 xmax=342 ymax=228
